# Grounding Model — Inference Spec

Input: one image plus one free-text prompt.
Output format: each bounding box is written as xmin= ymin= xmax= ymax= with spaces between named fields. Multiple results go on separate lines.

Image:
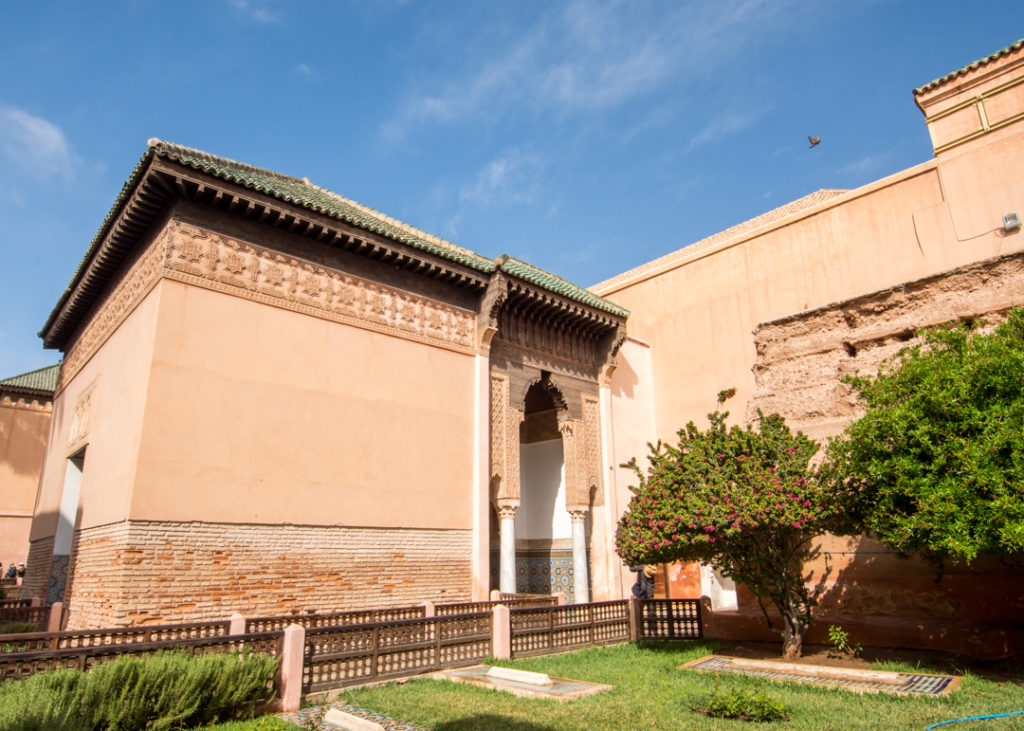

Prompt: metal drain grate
xmin=686 ymin=655 xmax=956 ymax=696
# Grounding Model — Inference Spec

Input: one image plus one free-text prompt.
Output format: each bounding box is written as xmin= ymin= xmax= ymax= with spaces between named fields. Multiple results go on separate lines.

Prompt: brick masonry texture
xmin=20 ymin=536 xmax=54 ymax=602
xmin=62 ymin=521 xmax=472 ymax=629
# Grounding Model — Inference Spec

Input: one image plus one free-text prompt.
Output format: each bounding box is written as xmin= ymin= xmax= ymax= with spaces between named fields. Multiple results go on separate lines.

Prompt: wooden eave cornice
xmin=43 ymin=158 xmax=490 ymax=350
xmin=147 ymin=160 xmax=490 ymax=293
xmin=504 ymin=278 xmax=624 ymax=336
xmin=42 ymin=156 xmax=172 ymax=349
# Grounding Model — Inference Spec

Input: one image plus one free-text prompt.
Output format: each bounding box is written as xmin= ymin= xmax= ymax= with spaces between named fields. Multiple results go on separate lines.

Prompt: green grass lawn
xmin=323 ymin=641 xmax=1024 ymax=730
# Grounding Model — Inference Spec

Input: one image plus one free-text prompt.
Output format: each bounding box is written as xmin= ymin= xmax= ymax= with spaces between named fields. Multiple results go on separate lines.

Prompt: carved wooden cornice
xmin=43 ymin=157 xmax=489 ymax=352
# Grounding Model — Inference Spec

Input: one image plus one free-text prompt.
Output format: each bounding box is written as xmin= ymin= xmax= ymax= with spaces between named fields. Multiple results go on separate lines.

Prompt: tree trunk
xmin=781 ymin=605 xmax=805 ymax=659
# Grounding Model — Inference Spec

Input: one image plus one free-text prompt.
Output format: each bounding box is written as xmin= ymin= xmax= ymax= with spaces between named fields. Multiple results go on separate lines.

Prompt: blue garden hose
xmin=926 ymin=710 xmax=1024 ymax=729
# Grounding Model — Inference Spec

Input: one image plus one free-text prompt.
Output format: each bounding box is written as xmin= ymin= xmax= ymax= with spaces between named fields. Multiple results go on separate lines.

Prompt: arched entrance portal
xmin=490 ymin=374 xmax=592 ymax=602
xmin=516 ymin=379 xmax=590 ymax=601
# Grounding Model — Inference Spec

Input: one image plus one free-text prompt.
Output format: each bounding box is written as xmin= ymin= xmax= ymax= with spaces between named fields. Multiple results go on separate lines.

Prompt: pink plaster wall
xmin=130 ymin=279 xmax=475 ymax=529
xmin=0 ymin=396 xmax=51 ymax=563
xmin=595 ymin=133 xmax=1024 ymax=441
xmin=31 ymin=286 xmax=161 ymax=541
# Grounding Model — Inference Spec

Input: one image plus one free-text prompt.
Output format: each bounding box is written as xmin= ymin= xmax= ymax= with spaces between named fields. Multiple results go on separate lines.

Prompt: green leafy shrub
xmin=823 ymin=309 xmax=1024 ymax=565
xmin=616 ymin=390 xmax=848 ymax=658
xmin=693 ymin=684 xmax=789 ymax=723
xmin=0 ymin=649 xmax=279 ymax=730
xmin=826 ymin=624 xmax=861 ymax=658
xmin=0 ymin=622 xmax=40 ymax=635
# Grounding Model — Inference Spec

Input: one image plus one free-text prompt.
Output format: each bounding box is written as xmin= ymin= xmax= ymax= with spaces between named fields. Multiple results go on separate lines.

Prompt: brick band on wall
xmin=62 ymin=521 xmax=472 ymax=629
xmin=20 ymin=535 xmax=55 ymax=602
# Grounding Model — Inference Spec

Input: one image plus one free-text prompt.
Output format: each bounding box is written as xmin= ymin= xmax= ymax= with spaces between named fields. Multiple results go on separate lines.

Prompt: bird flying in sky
xmin=808 ymin=135 xmax=821 ymax=148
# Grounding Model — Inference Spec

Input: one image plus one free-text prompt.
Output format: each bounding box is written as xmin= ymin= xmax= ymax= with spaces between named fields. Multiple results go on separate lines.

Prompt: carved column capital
xmin=477 ymin=273 xmax=509 ymax=355
xmin=497 ymin=505 xmax=518 ymax=520
xmin=568 ymin=509 xmax=588 ymax=523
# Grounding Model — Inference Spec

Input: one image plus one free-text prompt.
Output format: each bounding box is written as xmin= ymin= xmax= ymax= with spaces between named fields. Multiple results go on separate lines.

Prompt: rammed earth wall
xmin=61 ymin=521 xmax=471 ymax=629
xmin=740 ymin=249 xmax=1024 ymax=655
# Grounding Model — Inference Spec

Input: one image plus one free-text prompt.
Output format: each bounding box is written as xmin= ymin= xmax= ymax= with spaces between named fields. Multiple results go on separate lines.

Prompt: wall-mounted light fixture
xmin=1003 ymin=212 xmax=1022 ymax=232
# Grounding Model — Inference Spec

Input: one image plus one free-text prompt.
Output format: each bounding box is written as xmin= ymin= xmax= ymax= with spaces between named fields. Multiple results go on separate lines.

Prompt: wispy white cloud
xmin=836 ymin=153 xmax=887 ymax=177
xmin=460 ymin=149 xmax=546 ymax=208
xmin=388 ymin=0 xmax=800 ymax=139
xmin=686 ymin=110 xmax=762 ymax=153
xmin=0 ymin=105 xmax=78 ymax=181
xmin=295 ymin=62 xmax=314 ymax=79
xmin=228 ymin=0 xmax=278 ymax=23
xmin=621 ymin=106 xmax=676 ymax=143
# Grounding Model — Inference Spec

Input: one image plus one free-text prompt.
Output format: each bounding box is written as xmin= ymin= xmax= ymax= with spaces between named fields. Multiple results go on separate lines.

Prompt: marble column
xmin=570 ymin=509 xmax=589 ymax=603
xmin=498 ymin=505 xmax=518 ymax=595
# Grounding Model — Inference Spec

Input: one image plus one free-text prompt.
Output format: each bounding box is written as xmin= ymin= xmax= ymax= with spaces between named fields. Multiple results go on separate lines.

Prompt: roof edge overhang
xmin=42 ymin=140 xmax=626 ymax=351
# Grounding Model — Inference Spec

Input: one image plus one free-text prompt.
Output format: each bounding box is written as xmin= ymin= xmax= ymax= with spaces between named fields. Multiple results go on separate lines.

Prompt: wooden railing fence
xmin=0 ymin=605 xmax=50 ymax=628
xmin=0 ymin=619 xmax=231 ymax=654
xmin=509 ymin=600 xmax=630 ymax=657
xmin=0 ymin=595 xmax=703 ymax=706
xmin=637 ymin=599 xmax=703 ymax=640
xmin=435 ymin=596 xmax=558 ymax=616
xmin=245 ymin=605 xmax=424 ymax=633
xmin=0 ymin=631 xmax=283 ymax=682
xmin=302 ymin=612 xmax=491 ymax=692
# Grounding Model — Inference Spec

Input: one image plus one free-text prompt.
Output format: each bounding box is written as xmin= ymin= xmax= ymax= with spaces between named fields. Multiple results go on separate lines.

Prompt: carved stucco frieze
xmin=0 ymin=394 xmax=53 ymax=412
xmin=165 ymin=221 xmax=475 ymax=355
xmin=68 ymin=384 xmax=95 ymax=449
xmin=58 ymin=236 xmax=168 ymax=391
xmin=58 ymin=220 xmax=479 ymax=391
xmin=582 ymin=395 xmax=604 ymax=507
xmin=489 ymin=374 xmax=523 ymax=506
xmin=559 ymin=418 xmax=590 ymax=510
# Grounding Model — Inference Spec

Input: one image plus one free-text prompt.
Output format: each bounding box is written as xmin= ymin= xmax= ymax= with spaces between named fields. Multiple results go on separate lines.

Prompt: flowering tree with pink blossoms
xmin=616 ymin=390 xmax=848 ymax=658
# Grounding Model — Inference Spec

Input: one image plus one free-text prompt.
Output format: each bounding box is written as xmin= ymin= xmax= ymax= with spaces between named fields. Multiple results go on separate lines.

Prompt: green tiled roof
xmin=914 ymin=38 xmax=1024 ymax=95
xmin=45 ymin=140 xmax=625 ymax=346
xmin=497 ymin=255 xmax=629 ymax=318
xmin=149 ymin=140 xmax=497 ymax=273
xmin=0 ymin=364 xmax=60 ymax=395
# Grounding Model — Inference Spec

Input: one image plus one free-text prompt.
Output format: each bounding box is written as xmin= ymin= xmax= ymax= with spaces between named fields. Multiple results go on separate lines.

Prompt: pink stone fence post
xmin=279 ymin=623 xmax=305 ymax=712
xmin=491 ymin=604 xmax=511 ymax=660
xmin=47 ymin=602 xmax=63 ymax=633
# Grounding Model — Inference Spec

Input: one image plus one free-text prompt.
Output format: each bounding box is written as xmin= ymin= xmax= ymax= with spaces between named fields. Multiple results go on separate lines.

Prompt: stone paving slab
xmin=682 ymin=655 xmax=960 ymax=696
xmin=279 ymin=702 xmax=430 ymax=731
xmin=431 ymin=664 xmax=613 ymax=701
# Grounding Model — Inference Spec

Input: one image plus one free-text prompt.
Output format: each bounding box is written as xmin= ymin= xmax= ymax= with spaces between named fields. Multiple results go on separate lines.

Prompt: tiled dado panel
xmin=489 ymin=549 xmax=592 ymax=602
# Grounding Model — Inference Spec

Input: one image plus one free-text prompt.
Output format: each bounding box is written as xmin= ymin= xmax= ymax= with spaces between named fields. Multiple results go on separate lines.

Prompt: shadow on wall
xmin=714 ymin=535 xmax=1024 ymax=658
xmin=610 ymin=349 xmax=639 ymax=400
xmin=0 ymin=403 xmax=50 ymax=477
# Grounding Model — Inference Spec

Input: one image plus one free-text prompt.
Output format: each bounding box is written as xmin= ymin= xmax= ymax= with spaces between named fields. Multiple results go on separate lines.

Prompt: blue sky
xmin=2 ymin=1 xmax=1022 ymax=377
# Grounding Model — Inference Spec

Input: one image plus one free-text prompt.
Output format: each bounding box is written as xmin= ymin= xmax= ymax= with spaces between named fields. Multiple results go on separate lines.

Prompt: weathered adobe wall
xmin=0 ymin=393 xmax=52 ymax=567
xmin=62 ymin=520 xmax=470 ymax=629
xmin=749 ymin=249 xmax=1024 ymax=439
xmin=738 ymin=249 xmax=1024 ymax=657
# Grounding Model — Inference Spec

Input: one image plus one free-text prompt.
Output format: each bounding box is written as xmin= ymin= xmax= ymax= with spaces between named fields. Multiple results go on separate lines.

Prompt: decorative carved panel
xmin=559 ymin=418 xmax=589 ymax=509
xmin=489 ymin=374 xmax=523 ymax=505
xmin=58 ymin=238 xmax=166 ymax=391
xmin=582 ymin=395 xmax=604 ymax=507
xmin=165 ymin=221 xmax=475 ymax=354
